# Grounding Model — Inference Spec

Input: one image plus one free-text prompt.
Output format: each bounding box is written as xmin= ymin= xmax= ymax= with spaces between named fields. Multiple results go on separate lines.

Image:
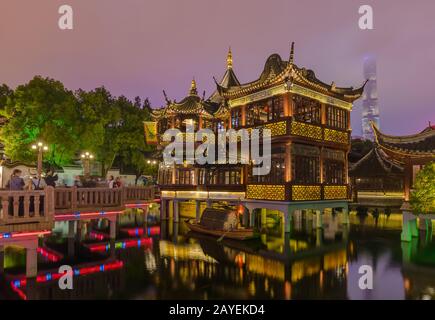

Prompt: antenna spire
xmin=227 ymin=47 xmax=233 ymax=69
xmin=289 ymin=42 xmax=295 ymax=64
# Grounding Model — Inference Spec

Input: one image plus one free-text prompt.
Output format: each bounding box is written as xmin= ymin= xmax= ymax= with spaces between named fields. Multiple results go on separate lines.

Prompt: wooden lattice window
xmin=292 ymin=155 xmax=320 ymax=184
xmin=327 ymin=105 xmax=348 ymax=130
xmin=323 ymin=160 xmax=345 ymax=184
xmin=231 ymin=107 xmax=242 ymax=129
xmin=293 ymin=95 xmax=321 ymax=124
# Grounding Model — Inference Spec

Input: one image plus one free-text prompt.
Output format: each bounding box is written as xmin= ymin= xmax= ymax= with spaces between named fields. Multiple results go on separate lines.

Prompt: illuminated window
xmin=293 ymin=95 xmax=321 ymax=124
xmin=327 ymin=105 xmax=348 ymax=130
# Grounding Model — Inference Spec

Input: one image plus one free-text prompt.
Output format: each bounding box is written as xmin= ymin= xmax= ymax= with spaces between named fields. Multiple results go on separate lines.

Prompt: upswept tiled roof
xmin=215 ymin=43 xmax=367 ymax=102
xmin=350 ymin=147 xmax=403 ymax=177
xmin=154 ymin=42 xmax=366 ymax=120
xmin=153 ymin=79 xmax=219 ymax=120
xmin=372 ymin=122 xmax=435 ymax=156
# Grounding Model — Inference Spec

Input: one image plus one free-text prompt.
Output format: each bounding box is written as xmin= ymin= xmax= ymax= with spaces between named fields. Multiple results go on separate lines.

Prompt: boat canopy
xmin=200 ymin=208 xmax=239 ymax=231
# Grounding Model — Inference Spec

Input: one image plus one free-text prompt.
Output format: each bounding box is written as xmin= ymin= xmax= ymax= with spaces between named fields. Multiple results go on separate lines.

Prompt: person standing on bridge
xmin=44 ymin=169 xmax=58 ymax=187
xmin=6 ymin=169 xmax=25 ymax=190
xmin=6 ymin=169 xmax=25 ymax=216
xmin=107 ymin=175 xmax=115 ymax=188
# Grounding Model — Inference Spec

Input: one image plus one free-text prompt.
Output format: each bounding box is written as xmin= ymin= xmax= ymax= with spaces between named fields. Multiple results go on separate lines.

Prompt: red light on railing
xmin=148 ymin=226 xmax=160 ymax=236
xmin=120 ymin=227 xmax=144 ymax=237
xmin=55 ymin=210 xmax=123 ymax=221
xmin=89 ymin=231 xmax=109 ymax=241
xmin=37 ymin=247 xmax=63 ymax=262
xmin=10 ymin=260 xmax=124 ymax=299
xmin=125 ymin=203 xmax=149 ymax=208
xmin=0 ymin=230 xmax=51 ymax=240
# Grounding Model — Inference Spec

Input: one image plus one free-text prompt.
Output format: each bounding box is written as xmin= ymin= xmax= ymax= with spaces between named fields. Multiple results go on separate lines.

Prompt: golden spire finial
xmin=189 ymin=78 xmax=198 ymax=95
xmin=289 ymin=42 xmax=295 ymax=64
xmin=227 ymin=46 xmax=233 ymax=69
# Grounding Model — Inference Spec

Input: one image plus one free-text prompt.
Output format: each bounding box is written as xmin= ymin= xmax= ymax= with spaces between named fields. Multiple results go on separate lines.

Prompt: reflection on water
xmin=0 ymin=210 xmax=434 ymax=300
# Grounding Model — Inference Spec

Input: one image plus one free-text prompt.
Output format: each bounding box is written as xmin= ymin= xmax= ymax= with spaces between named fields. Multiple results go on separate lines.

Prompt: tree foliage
xmin=0 ymin=77 xmax=84 ymax=166
xmin=0 ymin=76 xmax=154 ymax=178
xmin=410 ymin=162 xmax=435 ymax=214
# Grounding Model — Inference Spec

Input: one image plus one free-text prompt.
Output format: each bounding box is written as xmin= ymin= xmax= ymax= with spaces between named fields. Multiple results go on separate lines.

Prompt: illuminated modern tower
xmin=361 ymin=56 xmax=380 ymax=140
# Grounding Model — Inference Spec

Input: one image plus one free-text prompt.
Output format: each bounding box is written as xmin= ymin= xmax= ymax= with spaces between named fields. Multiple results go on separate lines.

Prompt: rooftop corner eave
xmin=228 ymin=82 xmax=354 ymax=111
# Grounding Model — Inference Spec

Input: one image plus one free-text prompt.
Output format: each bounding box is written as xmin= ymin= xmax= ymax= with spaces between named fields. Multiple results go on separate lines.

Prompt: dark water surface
xmin=1 ymin=210 xmax=434 ymax=300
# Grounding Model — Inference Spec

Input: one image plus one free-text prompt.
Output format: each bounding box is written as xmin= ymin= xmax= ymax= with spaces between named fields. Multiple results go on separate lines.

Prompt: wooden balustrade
xmin=0 ymin=186 xmax=155 ymax=233
xmin=54 ymin=186 xmax=155 ymax=212
xmin=0 ymin=186 xmax=55 ymax=233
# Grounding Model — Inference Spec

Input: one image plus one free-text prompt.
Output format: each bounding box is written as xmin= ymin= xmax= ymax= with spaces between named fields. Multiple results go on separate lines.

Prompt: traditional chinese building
xmin=372 ymin=123 xmax=435 ymax=202
xmin=153 ymin=43 xmax=366 ymax=232
xmin=349 ymin=146 xmax=404 ymax=208
xmin=371 ymin=123 xmax=435 ymax=241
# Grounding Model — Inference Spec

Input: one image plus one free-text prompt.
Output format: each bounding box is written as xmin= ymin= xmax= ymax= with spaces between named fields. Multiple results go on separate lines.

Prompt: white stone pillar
xmin=195 ymin=200 xmax=201 ymax=223
xmin=173 ymin=200 xmax=179 ymax=223
xmin=284 ymin=209 xmax=292 ymax=233
xmin=313 ymin=210 xmax=323 ymax=229
xmin=261 ymin=209 xmax=267 ymax=227
xmin=160 ymin=199 xmax=167 ymax=220
xmin=316 ymin=228 xmax=323 ymax=247
xmin=250 ymin=210 xmax=255 ymax=228
xmin=26 ymin=245 xmax=38 ymax=278
xmin=342 ymin=207 xmax=350 ymax=225
xmin=110 ymin=218 xmax=117 ymax=239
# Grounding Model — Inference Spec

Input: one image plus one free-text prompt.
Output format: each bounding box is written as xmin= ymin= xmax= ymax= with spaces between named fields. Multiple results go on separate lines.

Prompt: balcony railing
xmin=247 ymin=117 xmax=349 ymax=145
xmin=246 ymin=183 xmax=350 ymax=202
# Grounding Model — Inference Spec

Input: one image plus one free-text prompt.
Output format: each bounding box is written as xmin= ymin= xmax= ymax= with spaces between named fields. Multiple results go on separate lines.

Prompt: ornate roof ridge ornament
xmin=289 ymin=41 xmax=295 ymax=65
xmin=189 ymin=78 xmax=198 ymax=96
xmin=227 ymin=46 xmax=233 ymax=69
xmin=162 ymin=90 xmax=171 ymax=105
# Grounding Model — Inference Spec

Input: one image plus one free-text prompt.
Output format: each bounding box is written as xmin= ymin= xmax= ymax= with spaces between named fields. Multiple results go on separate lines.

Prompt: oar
xmin=217 ymin=229 xmax=230 ymax=242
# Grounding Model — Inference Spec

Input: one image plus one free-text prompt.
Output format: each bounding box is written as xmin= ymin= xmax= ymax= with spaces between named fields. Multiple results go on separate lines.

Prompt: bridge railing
xmin=0 ymin=186 xmax=155 ymax=232
xmin=125 ymin=186 xmax=155 ymax=203
xmin=54 ymin=186 xmax=155 ymax=212
xmin=0 ymin=186 xmax=55 ymax=233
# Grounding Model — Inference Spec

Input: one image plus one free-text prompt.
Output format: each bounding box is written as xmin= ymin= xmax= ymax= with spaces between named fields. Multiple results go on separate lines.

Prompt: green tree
xmin=0 ymin=76 xmax=84 ymax=167
xmin=0 ymin=77 xmax=155 ymax=178
xmin=410 ymin=162 xmax=435 ymax=214
xmin=75 ymin=87 xmax=119 ymax=174
xmin=116 ymin=96 xmax=155 ymax=183
xmin=0 ymin=84 xmax=13 ymax=108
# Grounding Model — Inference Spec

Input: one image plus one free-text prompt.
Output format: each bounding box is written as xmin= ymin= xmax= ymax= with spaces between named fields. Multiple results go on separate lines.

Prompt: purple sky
xmin=1 ymin=0 xmax=434 ymax=135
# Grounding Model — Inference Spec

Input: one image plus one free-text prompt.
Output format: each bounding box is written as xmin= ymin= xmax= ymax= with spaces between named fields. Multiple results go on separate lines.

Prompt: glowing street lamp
xmin=31 ymin=142 xmax=48 ymax=179
xmin=81 ymin=152 xmax=94 ymax=178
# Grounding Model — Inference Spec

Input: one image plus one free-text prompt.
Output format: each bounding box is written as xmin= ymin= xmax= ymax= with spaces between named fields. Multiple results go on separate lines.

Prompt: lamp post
xmin=81 ymin=152 xmax=94 ymax=178
xmin=31 ymin=142 xmax=48 ymax=179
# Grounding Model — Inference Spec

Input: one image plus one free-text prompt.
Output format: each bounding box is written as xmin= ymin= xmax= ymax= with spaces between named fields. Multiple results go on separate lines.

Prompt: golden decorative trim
xmin=246 ymin=185 xmax=286 ymax=201
xmin=291 ymin=84 xmax=352 ymax=110
xmin=291 ymin=121 xmax=322 ymax=140
xmin=324 ymin=128 xmax=349 ymax=144
xmin=324 ymin=185 xmax=348 ymax=200
xmin=263 ymin=121 xmax=287 ymax=136
xmin=292 ymin=185 xmax=321 ymax=201
xmin=229 ymin=84 xmax=352 ymax=110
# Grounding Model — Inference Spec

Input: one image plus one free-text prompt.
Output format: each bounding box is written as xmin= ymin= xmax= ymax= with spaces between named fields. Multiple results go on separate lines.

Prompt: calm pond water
xmin=1 ymin=209 xmax=434 ymax=300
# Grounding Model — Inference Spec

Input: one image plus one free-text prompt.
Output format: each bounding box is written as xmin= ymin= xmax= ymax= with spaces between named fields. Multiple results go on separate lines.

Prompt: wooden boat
xmin=184 ymin=207 xmax=258 ymax=241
